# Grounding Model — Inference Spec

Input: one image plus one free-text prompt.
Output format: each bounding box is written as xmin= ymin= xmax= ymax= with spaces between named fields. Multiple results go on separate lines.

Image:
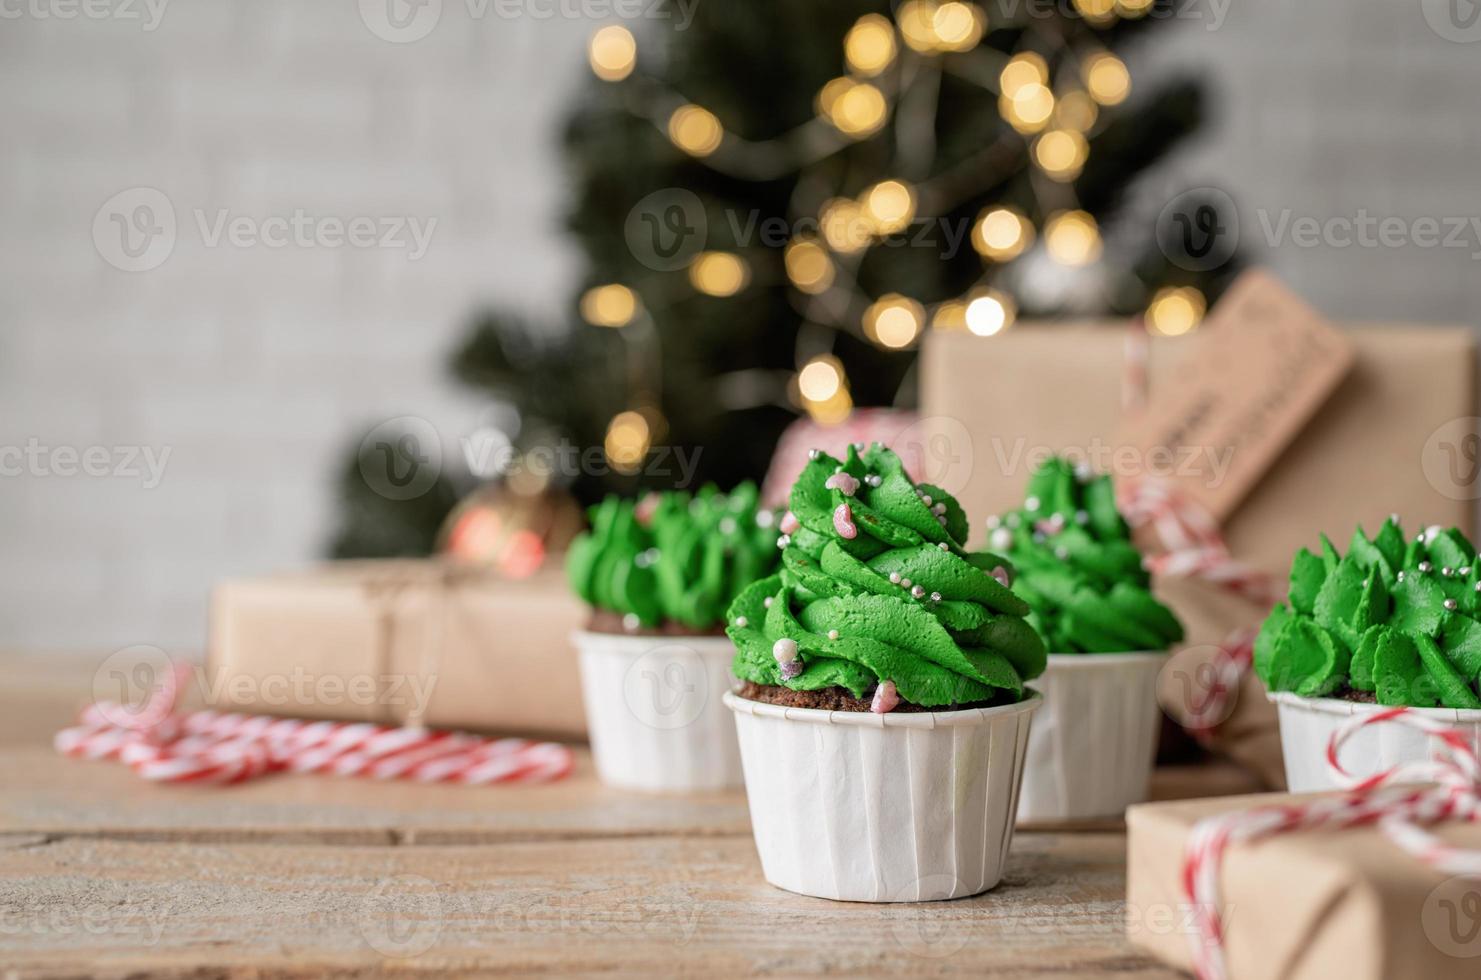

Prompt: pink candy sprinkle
xmin=634 ymin=493 xmax=659 ymax=527
xmin=833 ymin=503 xmax=858 ymax=540
xmin=779 ymin=511 xmax=800 ymax=534
xmin=780 ymin=660 xmax=804 ymax=680
xmin=824 ymin=472 xmax=861 ymax=496
xmin=871 ymin=680 xmax=899 ymax=714
xmin=990 ymin=565 xmax=1011 ymax=588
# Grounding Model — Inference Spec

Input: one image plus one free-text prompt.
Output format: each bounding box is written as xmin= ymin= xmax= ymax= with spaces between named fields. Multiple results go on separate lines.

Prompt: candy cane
xmin=55 ymin=665 xmax=572 ymax=787
xmin=1181 ymin=708 xmax=1481 ymax=980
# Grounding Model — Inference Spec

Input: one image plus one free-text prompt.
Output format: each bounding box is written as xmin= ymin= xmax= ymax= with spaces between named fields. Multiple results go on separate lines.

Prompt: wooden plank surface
xmin=0 ymin=651 xmax=1235 ymax=977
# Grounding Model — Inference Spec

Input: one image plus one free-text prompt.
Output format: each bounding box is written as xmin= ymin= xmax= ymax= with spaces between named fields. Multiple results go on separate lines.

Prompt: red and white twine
xmin=1181 ymin=708 xmax=1481 ymax=980
xmin=54 ymin=665 xmax=573 ymax=786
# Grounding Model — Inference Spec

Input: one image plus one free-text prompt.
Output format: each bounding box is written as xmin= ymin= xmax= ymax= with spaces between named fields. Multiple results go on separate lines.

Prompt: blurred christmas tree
xmin=332 ymin=0 xmax=1240 ymax=558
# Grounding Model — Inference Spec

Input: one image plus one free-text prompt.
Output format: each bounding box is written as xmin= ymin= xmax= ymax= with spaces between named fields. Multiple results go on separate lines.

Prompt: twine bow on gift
xmin=54 ymin=662 xmax=574 ymax=786
xmin=1181 ymin=708 xmax=1481 ymax=980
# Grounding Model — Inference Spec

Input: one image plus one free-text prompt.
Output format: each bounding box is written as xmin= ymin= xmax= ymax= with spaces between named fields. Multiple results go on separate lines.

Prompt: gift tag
xmin=1115 ymin=269 xmax=1356 ymax=521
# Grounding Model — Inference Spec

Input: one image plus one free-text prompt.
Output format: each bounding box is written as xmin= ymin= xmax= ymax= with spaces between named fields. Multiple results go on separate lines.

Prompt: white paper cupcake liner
xmin=1269 ymin=691 xmax=1481 ymax=793
xmin=725 ymin=689 xmax=1041 ymax=902
xmin=572 ymin=629 xmax=741 ymax=792
xmin=1017 ymin=652 xmax=1166 ymax=825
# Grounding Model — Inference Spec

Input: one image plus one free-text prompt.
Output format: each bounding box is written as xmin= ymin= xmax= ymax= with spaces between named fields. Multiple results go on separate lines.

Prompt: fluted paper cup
xmin=1017 ymin=652 xmax=1166 ymax=826
xmin=725 ymin=689 xmax=1041 ymax=902
xmin=572 ymin=630 xmax=741 ymax=792
xmin=1269 ymin=692 xmax=1481 ymax=792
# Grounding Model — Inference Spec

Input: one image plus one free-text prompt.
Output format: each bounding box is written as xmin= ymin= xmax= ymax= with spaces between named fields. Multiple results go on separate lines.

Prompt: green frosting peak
xmin=996 ymin=457 xmax=1183 ymax=653
xmin=566 ymin=483 xmax=779 ymax=629
xmin=726 ymin=444 xmax=1046 ymax=708
xmin=1255 ymin=518 xmax=1481 ymax=708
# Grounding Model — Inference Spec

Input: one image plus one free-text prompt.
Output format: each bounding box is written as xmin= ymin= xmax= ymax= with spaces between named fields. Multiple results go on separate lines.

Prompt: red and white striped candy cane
xmin=55 ymin=664 xmax=573 ymax=787
xmin=1181 ymin=708 xmax=1481 ymax=980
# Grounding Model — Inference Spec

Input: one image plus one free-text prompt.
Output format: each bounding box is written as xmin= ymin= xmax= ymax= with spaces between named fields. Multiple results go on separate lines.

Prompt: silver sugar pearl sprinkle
xmin=1419 ymin=561 xmax=1433 ymax=573
xmin=1397 ymin=571 xmax=1406 ymax=582
xmin=1443 ymin=566 xmax=1454 ymax=577
xmin=911 ymin=585 xmax=925 ymax=598
xmin=827 ymin=629 xmax=839 ymax=640
xmin=938 ymin=542 xmax=950 ymax=551
xmin=901 ymin=578 xmax=912 ymax=588
xmin=808 ymin=448 xmax=821 ymax=460
xmin=734 ymin=616 xmax=748 ymax=628
xmin=1463 ymin=567 xmax=1473 ymax=577
xmin=1445 ymin=599 xmax=1459 ymax=611
xmin=930 ymin=592 xmax=942 ymax=602
xmin=889 ymin=572 xmax=901 ymax=584
xmin=622 ymin=613 xmax=640 ymax=631
xmin=763 ymin=596 xmax=773 ymax=608
xmin=986 ymin=514 xmax=1001 ymax=529
xmin=1025 ymin=496 xmax=1040 ymax=511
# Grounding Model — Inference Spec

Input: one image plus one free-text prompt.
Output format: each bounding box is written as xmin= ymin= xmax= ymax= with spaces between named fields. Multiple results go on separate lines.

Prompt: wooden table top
xmin=0 ymin=651 xmax=1255 ymax=978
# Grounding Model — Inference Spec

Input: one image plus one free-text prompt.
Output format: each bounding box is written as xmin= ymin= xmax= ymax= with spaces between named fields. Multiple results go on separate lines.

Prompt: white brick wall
xmin=4 ymin=0 xmax=1480 ymax=649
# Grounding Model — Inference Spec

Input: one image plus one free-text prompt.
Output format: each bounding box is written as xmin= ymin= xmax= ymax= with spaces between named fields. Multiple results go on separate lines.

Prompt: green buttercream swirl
xmin=566 ymin=483 xmax=779 ymax=629
xmin=998 ymin=457 xmax=1183 ymax=653
xmin=726 ymin=444 xmax=1047 ymax=707
xmin=1255 ymin=518 xmax=1481 ymax=709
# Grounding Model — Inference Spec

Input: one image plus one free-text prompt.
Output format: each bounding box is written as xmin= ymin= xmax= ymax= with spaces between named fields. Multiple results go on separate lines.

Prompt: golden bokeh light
xmin=1044 ymin=210 xmax=1102 ymax=267
xmin=579 ymin=284 xmax=639 ymax=327
xmin=688 ymin=251 xmax=749 ymax=297
xmin=785 ymin=239 xmax=835 ymax=294
xmin=864 ymin=294 xmax=925 ymax=349
xmin=972 ymin=206 xmax=1034 ymax=261
xmin=931 ymin=2 xmax=985 ymax=52
xmin=844 ymin=14 xmax=897 ymax=76
xmin=1054 ymin=90 xmax=1099 ymax=132
xmin=587 ymin=26 xmax=636 ymax=82
xmin=862 ymin=179 xmax=916 ymax=235
xmin=806 ymin=386 xmax=854 ymax=425
xmin=965 ymin=288 xmax=1016 ymax=336
xmin=896 ymin=0 xmax=940 ymax=52
xmin=1116 ymin=0 xmax=1156 ymax=15
xmin=604 ymin=410 xmax=651 ymax=474
xmin=798 ymin=355 xmax=845 ymax=403
xmin=823 ymin=80 xmax=888 ymax=137
xmin=667 ymin=104 xmax=723 ymax=156
xmin=1033 ymin=129 xmax=1089 ymax=181
xmin=1072 ymin=0 xmax=1118 ymax=23
xmin=1084 ymin=52 xmax=1131 ymax=106
xmin=820 ymin=198 xmax=872 ymax=253
xmin=931 ymin=300 xmax=969 ymax=331
xmin=1146 ymin=286 xmax=1207 ymax=336
xmin=1000 ymin=82 xmax=1055 ymax=133
xmin=999 ymin=52 xmax=1049 ymax=98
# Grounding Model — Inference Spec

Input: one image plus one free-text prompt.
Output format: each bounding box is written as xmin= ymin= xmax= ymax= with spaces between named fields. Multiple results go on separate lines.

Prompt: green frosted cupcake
xmin=990 ymin=457 xmax=1183 ymax=654
xmin=1255 ymin=518 xmax=1481 ymax=708
xmin=726 ymin=443 xmax=1046 ymax=712
xmin=566 ymin=483 xmax=779 ymax=634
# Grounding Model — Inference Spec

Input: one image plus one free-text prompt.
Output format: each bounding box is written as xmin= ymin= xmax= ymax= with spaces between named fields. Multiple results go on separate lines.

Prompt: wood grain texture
xmin=2 ymin=651 xmax=1232 ymax=977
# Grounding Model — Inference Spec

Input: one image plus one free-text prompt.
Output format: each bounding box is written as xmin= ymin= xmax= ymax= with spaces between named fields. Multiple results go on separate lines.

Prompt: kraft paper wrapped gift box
xmin=208 ymin=560 xmax=589 ymax=738
xmin=920 ymin=313 xmax=1476 ymax=785
xmin=1126 ymin=793 xmax=1481 ymax=979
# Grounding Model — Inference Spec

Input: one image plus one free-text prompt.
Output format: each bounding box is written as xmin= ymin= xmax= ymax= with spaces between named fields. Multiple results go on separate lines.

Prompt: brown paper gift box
xmin=921 ymin=322 xmax=1477 ymax=786
xmin=1126 ymin=792 xmax=1481 ymax=979
xmin=207 ymin=560 xmax=588 ymax=738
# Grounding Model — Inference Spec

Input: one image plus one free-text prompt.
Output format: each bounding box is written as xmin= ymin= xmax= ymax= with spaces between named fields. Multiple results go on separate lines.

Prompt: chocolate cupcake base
xmin=735 ymin=681 xmax=1007 ymax=713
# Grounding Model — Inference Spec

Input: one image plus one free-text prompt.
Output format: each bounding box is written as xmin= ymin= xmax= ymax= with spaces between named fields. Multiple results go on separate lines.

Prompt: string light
xmin=1146 ymin=286 xmax=1207 ymax=336
xmin=1054 ymin=91 xmax=1098 ymax=132
xmin=587 ymin=26 xmax=636 ymax=82
xmin=1044 ymin=210 xmax=1102 ymax=266
xmin=604 ymin=410 xmax=651 ymax=473
xmin=862 ymin=179 xmax=917 ymax=235
xmin=844 ymin=14 xmax=897 ymax=76
xmin=999 ymin=52 xmax=1049 ymax=98
xmin=785 ymin=239 xmax=835 ymax=294
xmin=688 ymin=251 xmax=750 ymax=296
xmin=798 ymin=354 xmax=845 ymax=403
xmin=972 ymin=206 xmax=1033 ymax=261
xmin=1000 ymin=82 xmax=1055 ymax=133
xmin=932 ymin=300 xmax=969 ymax=331
xmin=1084 ymin=52 xmax=1131 ymax=106
xmin=1033 ymin=129 xmax=1089 ymax=181
xmin=820 ymin=198 xmax=871 ymax=253
xmin=965 ymin=288 xmax=1017 ymax=336
xmin=864 ymin=294 xmax=925 ymax=349
xmin=931 ymin=2 xmax=985 ymax=52
xmin=820 ymin=79 xmax=888 ymax=137
xmin=579 ymin=284 xmax=639 ymax=327
xmin=668 ymin=104 xmax=723 ymax=156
